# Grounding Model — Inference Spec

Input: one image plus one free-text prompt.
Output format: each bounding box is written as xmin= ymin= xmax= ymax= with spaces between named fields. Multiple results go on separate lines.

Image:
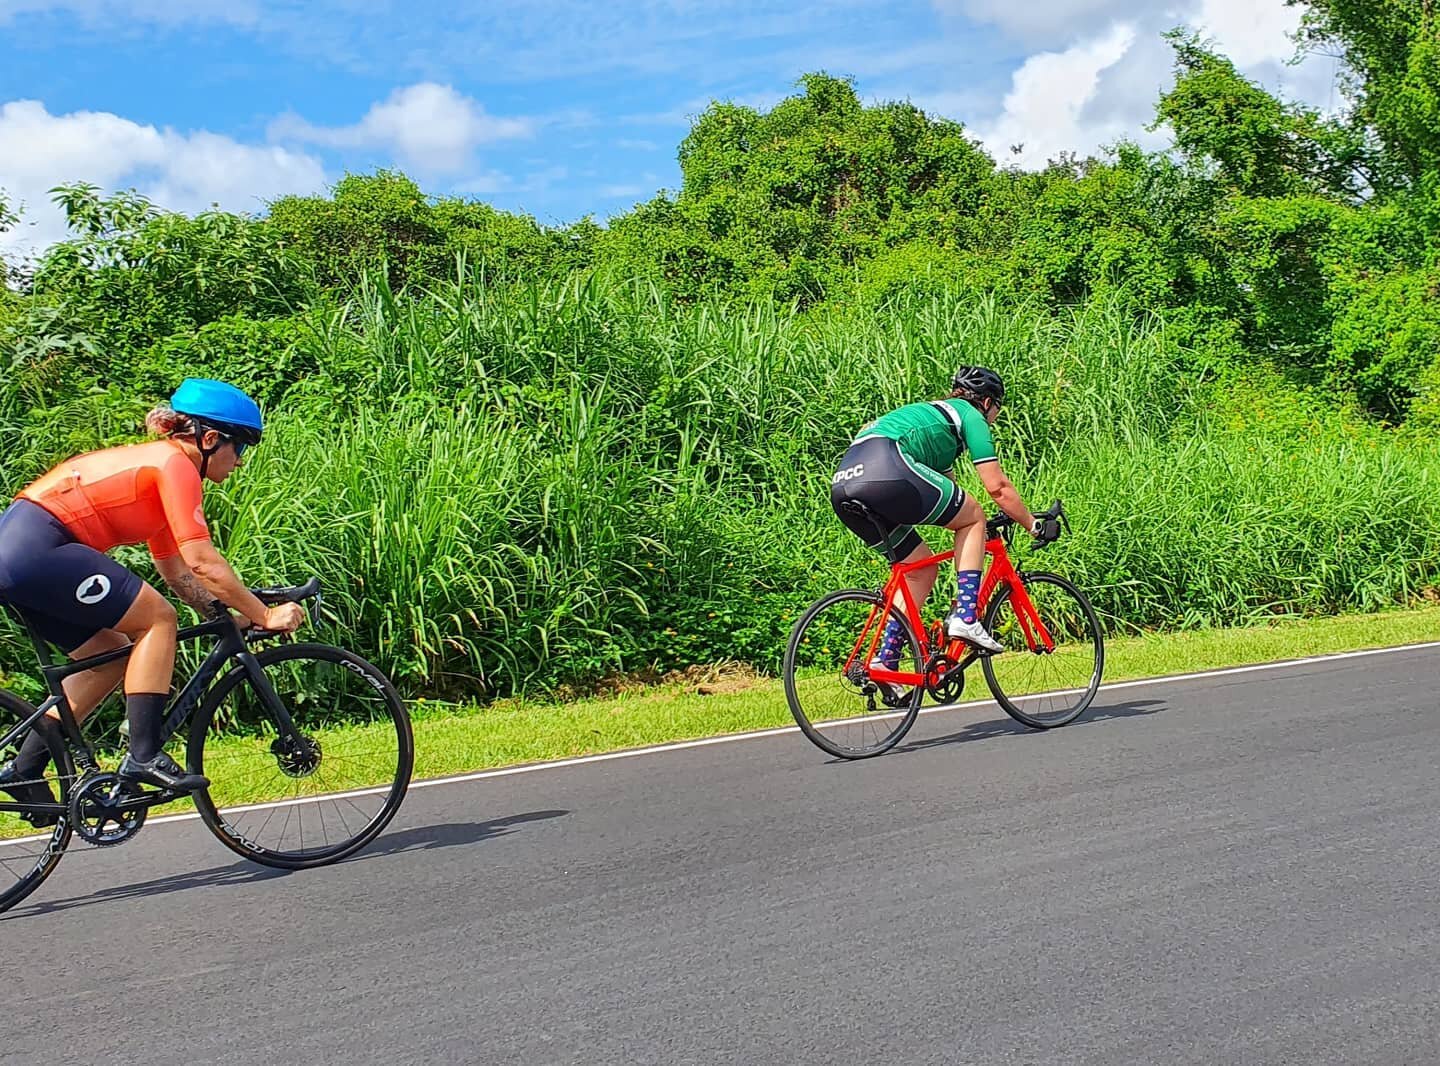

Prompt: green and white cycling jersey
xmin=853 ymin=398 xmax=997 ymax=472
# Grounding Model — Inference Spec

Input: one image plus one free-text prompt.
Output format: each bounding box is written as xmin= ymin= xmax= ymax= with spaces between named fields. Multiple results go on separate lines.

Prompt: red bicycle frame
xmin=851 ymin=530 xmax=1056 ymax=691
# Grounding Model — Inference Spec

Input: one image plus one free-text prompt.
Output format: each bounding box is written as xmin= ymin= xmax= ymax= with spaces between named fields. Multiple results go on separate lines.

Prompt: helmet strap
xmin=191 ymin=423 xmax=221 ymax=480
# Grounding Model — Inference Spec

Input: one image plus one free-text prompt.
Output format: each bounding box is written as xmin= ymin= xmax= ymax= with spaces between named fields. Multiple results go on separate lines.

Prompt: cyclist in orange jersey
xmin=0 ymin=379 xmax=303 ymax=816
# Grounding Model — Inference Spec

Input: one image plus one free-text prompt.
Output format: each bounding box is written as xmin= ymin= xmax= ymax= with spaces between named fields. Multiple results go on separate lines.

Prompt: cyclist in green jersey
xmin=830 ymin=366 xmax=1059 ymax=664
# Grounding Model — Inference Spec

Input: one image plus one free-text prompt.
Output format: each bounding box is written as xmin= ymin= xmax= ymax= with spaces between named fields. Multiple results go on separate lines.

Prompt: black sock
xmin=11 ymin=716 xmax=60 ymax=777
xmin=125 ymin=693 xmax=168 ymax=763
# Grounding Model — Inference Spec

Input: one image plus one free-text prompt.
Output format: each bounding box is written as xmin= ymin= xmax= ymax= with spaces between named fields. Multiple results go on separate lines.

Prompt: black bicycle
xmin=0 ymin=578 xmax=414 ymax=913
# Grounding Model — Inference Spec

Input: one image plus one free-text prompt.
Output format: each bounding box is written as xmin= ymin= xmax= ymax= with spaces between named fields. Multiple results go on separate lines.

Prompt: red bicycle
xmin=783 ymin=500 xmax=1103 ymax=758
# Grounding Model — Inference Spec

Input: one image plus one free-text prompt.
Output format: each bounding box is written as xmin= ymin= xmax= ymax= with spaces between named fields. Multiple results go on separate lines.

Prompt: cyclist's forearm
xmin=988 ymin=483 xmax=1036 ymax=531
xmin=179 ymin=544 xmax=269 ymax=624
xmin=154 ymin=556 xmax=214 ymax=615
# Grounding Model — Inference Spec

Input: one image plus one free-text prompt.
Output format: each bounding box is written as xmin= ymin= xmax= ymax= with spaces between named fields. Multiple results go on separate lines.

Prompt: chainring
xmin=69 ymin=772 xmax=148 ymax=847
xmin=924 ymin=654 xmax=966 ymax=704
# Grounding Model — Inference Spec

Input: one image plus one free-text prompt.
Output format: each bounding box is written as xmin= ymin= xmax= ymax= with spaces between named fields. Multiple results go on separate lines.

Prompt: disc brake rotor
xmin=270 ymin=734 xmax=322 ymax=778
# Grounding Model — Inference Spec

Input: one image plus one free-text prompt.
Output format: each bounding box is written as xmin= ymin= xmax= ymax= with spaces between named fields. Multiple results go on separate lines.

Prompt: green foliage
xmin=1296 ymin=0 xmax=1440 ymax=189
xmin=1157 ymin=31 xmax=1375 ymax=198
xmin=658 ymin=72 xmax=994 ymax=303
xmin=9 ymin=14 xmax=1440 ymax=699
xmin=30 ymin=183 xmax=304 ymax=360
xmin=7 ymin=276 xmax=1435 ymax=701
xmin=267 ymin=171 xmax=595 ymax=291
xmin=1327 ymin=263 xmax=1440 ymax=418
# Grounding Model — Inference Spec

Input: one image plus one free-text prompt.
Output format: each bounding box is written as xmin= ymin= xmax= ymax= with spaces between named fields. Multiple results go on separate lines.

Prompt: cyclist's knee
xmin=115 ymin=584 xmax=177 ymax=636
xmin=943 ymin=494 xmax=984 ymax=530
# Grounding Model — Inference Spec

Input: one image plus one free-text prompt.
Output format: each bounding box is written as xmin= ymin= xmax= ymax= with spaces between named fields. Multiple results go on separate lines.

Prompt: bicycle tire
xmin=783 ymin=589 xmax=924 ymax=759
xmin=981 ymin=571 xmax=1103 ymax=729
xmin=188 ymin=643 xmax=413 ymax=869
xmin=0 ymin=690 xmax=74 ymax=914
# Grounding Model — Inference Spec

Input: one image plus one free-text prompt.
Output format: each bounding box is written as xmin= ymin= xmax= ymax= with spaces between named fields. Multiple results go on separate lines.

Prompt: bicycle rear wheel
xmin=188 ymin=643 xmax=413 ymax=869
xmin=0 ymin=691 xmax=73 ymax=913
xmin=981 ymin=571 xmax=1103 ymax=729
xmin=783 ymin=589 xmax=924 ymax=759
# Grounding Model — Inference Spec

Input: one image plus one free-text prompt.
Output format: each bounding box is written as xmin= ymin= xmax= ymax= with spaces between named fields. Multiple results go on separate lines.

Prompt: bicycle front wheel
xmin=783 ymin=589 xmax=924 ymax=759
xmin=981 ymin=571 xmax=1103 ymax=729
xmin=188 ymin=643 xmax=414 ymax=869
xmin=0 ymin=691 xmax=73 ymax=913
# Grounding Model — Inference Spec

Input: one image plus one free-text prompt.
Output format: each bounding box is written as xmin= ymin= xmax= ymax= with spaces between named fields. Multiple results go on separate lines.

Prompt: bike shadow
xmin=348 ymin=809 xmax=569 ymax=859
xmin=891 ymin=696 xmax=1170 ymax=755
xmin=4 ymin=808 xmax=570 ymax=920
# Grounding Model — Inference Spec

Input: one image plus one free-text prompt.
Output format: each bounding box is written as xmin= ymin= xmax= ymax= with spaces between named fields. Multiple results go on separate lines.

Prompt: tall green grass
xmin=2 ymin=270 xmax=1437 ymax=699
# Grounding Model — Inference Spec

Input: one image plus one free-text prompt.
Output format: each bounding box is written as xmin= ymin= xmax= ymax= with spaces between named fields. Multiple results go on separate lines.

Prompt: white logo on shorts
xmin=832 ymin=463 xmax=865 ymax=484
xmin=76 ymin=574 xmax=112 ymax=605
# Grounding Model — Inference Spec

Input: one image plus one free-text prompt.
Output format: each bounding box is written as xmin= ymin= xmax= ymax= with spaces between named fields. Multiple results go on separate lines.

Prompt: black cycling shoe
xmin=117 ymin=752 xmax=210 ymax=794
xmin=0 ymin=760 xmax=59 ymax=828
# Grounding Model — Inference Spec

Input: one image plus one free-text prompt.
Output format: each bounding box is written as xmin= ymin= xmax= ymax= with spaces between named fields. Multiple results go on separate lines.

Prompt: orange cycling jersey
xmin=19 ymin=440 xmax=211 ymax=560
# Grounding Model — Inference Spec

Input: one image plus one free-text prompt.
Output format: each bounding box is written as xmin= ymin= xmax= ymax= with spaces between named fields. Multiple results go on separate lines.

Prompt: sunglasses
xmin=218 ymin=434 xmax=251 ymax=459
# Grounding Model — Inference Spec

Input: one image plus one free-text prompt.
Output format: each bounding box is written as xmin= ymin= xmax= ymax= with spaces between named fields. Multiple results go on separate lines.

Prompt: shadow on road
xmin=346 ymin=809 xmax=570 ymax=859
xmin=892 ymin=696 xmax=1169 ymax=756
xmin=5 ymin=808 xmax=570 ymax=920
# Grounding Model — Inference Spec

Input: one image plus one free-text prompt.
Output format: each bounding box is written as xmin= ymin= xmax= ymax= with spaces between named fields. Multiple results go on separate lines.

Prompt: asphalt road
xmin=4 ymin=645 xmax=1440 ymax=1065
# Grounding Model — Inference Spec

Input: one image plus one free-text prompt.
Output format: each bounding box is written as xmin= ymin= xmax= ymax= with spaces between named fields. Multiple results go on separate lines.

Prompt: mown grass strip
xmin=405 ymin=606 xmax=1440 ymax=778
xmin=3 ymin=607 xmax=1436 ymax=843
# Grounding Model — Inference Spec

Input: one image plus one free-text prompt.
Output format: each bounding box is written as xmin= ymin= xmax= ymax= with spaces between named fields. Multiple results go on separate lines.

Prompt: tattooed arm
xmin=153 ymin=553 xmax=219 ymax=616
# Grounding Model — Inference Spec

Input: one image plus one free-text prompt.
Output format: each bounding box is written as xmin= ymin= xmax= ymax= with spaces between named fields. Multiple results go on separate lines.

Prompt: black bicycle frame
xmin=0 ymin=609 xmax=300 ymax=819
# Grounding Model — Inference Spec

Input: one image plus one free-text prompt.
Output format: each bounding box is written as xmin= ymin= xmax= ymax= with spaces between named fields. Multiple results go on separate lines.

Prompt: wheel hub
xmin=270 ymin=734 xmax=321 ymax=778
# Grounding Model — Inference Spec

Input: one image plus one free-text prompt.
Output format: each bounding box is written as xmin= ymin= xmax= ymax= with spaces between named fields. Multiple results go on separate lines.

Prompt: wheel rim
xmin=0 ymin=694 xmax=71 ymax=911
xmin=786 ymin=592 xmax=922 ymax=758
xmin=194 ymin=648 xmax=410 ymax=862
xmin=983 ymin=575 xmax=1102 ymax=727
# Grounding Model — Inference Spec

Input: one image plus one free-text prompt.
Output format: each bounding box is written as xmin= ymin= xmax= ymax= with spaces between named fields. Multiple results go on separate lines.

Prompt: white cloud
xmin=269 ymin=83 xmax=531 ymax=175
xmin=0 ymin=99 xmax=326 ymax=260
xmin=970 ymin=24 xmax=1138 ymax=168
xmin=932 ymin=0 xmax=1139 ymax=48
xmin=1193 ymin=0 xmax=1302 ymax=68
xmin=598 ymin=183 xmax=650 ymax=199
xmin=950 ymin=0 xmax=1334 ymax=168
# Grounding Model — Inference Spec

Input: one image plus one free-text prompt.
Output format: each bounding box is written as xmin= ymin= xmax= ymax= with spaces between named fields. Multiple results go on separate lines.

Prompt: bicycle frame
xmin=0 ymin=610 xmax=302 ymax=822
xmin=855 ymin=531 xmax=1056 ymax=692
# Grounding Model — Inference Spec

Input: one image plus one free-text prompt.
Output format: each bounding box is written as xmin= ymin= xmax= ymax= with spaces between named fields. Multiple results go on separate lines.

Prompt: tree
xmin=1156 ymin=31 xmax=1375 ymax=199
xmin=662 ymin=72 xmax=995 ymax=302
xmin=1293 ymin=0 xmax=1440 ymax=189
xmin=30 ymin=183 xmax=303 ymax=362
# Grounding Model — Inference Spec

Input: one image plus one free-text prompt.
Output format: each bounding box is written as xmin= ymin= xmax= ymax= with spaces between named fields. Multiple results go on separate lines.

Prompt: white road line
xmin=2 ymin=638 xmax=1437 ymax=849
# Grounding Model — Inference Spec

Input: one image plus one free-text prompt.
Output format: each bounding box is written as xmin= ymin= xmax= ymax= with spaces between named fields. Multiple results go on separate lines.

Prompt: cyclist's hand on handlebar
xmin=1031 ymin=516 xmax=1062 ymax=547
xmin=261 ymin=603 xmax=306 ymax=633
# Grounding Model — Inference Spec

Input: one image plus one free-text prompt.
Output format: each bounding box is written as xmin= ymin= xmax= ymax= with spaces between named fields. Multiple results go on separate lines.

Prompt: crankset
xmin=924 ymin=653 xmax=966 ymax=704
xmin=69 ymin=772 xmax=149 ymax=847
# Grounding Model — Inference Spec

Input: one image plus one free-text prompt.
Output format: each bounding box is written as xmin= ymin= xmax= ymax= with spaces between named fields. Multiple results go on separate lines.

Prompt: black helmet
xmin=950 ymin=365 xmax=1005 ymax=404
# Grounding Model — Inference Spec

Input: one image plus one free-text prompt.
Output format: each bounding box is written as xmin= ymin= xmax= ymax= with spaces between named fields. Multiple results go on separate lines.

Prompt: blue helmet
xmin=170 ymin=378 xmax=263 ymax=445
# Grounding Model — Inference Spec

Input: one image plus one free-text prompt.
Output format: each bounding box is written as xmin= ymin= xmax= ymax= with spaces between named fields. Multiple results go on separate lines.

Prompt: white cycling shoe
xmin=944 ymin=614 xmax=1003 ymax=654
xmin=866 ymin=659 xmax=912 ymax=706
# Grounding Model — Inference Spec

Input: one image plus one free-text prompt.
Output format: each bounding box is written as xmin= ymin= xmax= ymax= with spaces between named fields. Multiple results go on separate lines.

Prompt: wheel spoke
xmin=0 ymin=691 xmax=73 ymax=913
xmin=190 ymin=644 xmax=412 ymax=868
xmin=784 ymin=591 xmax=924 ymax=759
xmin=982 ymin=574 xmax=1103 ymax=729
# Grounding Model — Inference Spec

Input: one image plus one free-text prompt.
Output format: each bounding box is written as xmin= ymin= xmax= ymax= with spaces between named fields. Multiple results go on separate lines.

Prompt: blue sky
xmin=0 ymin=0 xmax=1333 ymax=256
